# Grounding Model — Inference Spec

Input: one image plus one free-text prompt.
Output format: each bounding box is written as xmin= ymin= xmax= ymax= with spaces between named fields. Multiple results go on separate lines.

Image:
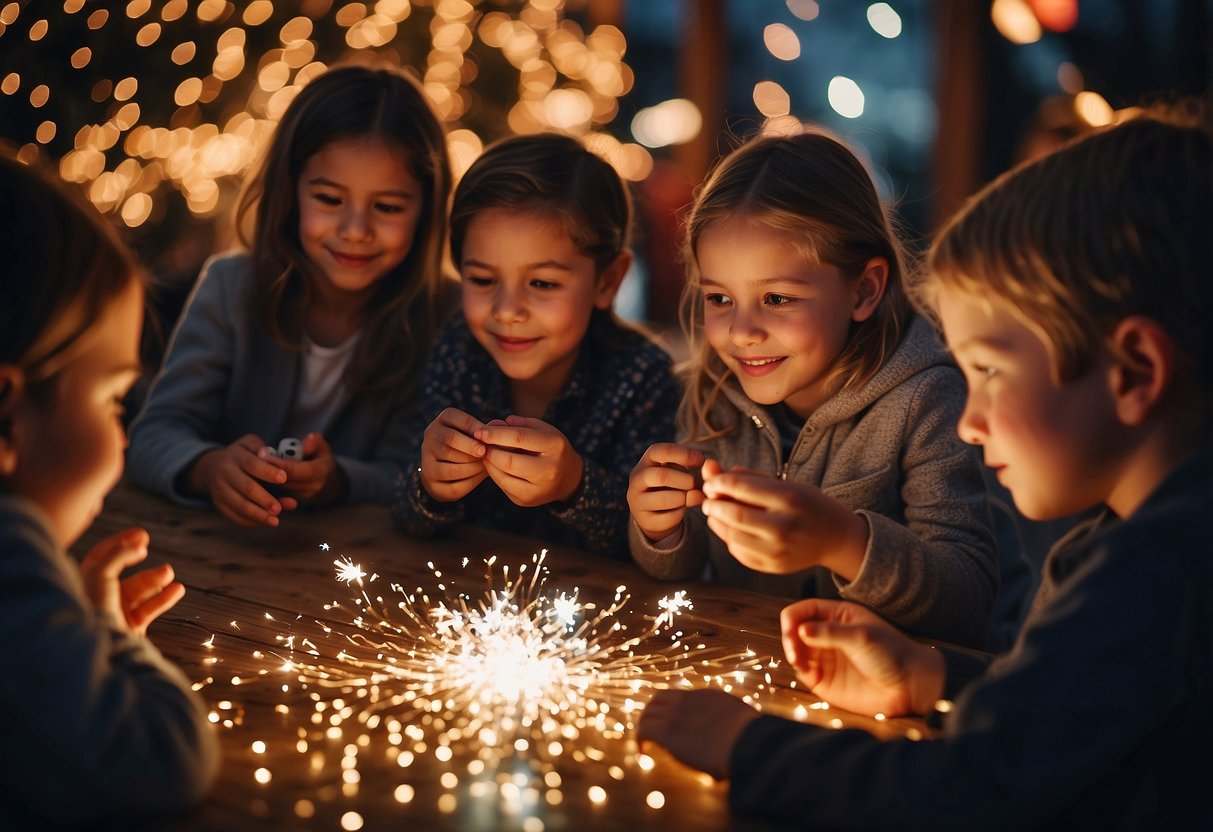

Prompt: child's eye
xmin=464 ymin=275 xmax=495 ymax=287
xmin=704 ymin=292 xmax=731 ymax=308
xmin=375 ymin=202 xmax=406 ymax=214
xmin=765 ymin=293 xmax=794 ymax=306
xmin=970 ymin=364 xmax=997 ymax=380
xmin=530 ymin=278 xmax=559 ymax=290
xmin=312 ymin=192 xmax=341 ymax=206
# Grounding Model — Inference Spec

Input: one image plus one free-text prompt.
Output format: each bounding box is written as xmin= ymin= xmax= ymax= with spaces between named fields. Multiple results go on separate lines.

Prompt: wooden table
xmin=74 ymin=483 xmax=928 ymax=832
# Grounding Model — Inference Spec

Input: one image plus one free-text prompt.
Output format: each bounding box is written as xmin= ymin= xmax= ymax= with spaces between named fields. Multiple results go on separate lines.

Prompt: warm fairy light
xmin=630 ymin=98 xmax=701 ymax=149
xmin=867 ymin=3 xmax=903 ymax=39
xmin=753 ymin=80 xmax=791 ymax=117
xmin=28 ymin=19 xmax=48 ymax=42
xmin=763 ymin=23 xmax=800 ymax=61
xmin=1075 ymin=90 xmax=1114 ymax=126
xmin=992 ymin=0 xmax=1043 ymax=45
xmin=828 ymin=75 xmax=865 ymax=119
xmin=253 ymin=766 xmax=271 ymax=783
xmin=787 ymin=0 xmax=820 ymax=21
xmin=340 ymin=811 xmax=364 ymax=831
xmin=645 ymin=790 xmax=665 ymax=809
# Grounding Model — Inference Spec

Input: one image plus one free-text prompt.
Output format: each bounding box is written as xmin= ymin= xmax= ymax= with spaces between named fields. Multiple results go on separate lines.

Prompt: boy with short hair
xmin=638 ymin=111 xmax=1213 ymax=829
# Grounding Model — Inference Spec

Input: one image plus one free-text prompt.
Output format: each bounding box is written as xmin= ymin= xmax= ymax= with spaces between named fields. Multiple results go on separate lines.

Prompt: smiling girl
xmin=127 ymin=64 xmax=456 ymax=525
xmin=627 ymin=129 xmax=997 ymax=646
xmin=392 ymin=133 xmax=679 ymax=558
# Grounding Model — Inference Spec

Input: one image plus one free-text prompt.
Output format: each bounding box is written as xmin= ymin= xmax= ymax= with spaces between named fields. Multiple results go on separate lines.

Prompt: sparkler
xmin=273 ymin=549 xmax=752 ymax=765
xmin=197 ymin=545 xmax=790 ymax=824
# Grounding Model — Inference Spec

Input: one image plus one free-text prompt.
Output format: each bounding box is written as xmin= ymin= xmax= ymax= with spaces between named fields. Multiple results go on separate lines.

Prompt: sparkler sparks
xmin=203 ymin=545 xmax=784 ymax=820
xmin=292 ymin=550 xmax=748 ymax=739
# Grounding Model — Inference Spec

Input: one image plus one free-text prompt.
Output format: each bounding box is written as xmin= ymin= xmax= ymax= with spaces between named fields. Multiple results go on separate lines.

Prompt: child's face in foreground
xmin=15 ymin=282 xmax=143 ymax=548
xmin=937 ymin=285 xmax=1122 ymax=520
xmin=696 ymin=219 xmax=862 ymax=419
xmin=460 ymin=208 xmax=621 ymax=399
xmin=297 ymin=136 xmax=423 ymax=304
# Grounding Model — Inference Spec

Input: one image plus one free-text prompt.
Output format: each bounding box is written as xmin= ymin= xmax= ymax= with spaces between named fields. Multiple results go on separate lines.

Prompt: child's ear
xmin=851 ymin=257 xmax=889 ymax=323
xmin=594 ymin=251 xmax=633 ymax=310
xmin=1108 ymin=316 xmax=1174 ymax=426
xmin=0 ymin=365 xmax=26 ymax=478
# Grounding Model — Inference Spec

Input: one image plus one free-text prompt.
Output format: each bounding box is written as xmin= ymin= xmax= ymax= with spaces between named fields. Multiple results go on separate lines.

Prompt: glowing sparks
xmin=334 ymin=556 xmax=366 ymax=585
xmin=320 ymin=543 xmax=331 ymax=551
xmin=247 ymin=547 xmax=765 ymax=796
xmin=654 ymin=590 xmax=693 ymax=628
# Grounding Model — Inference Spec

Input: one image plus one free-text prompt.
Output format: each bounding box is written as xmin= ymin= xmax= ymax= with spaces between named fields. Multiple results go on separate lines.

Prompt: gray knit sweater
xmin=628 ymin=316 xmax=998 ymax=647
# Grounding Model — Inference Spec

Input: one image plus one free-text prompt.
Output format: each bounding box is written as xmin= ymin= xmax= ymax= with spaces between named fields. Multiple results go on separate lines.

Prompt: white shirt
xmin=282 ymin=332 xmax=360 ymax=439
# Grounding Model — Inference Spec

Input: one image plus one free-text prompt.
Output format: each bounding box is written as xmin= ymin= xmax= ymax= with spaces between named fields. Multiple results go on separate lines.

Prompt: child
xmin=127 ymin=64 xmax=456 ymax=526
xmin=628 ymin=130 xmax=997 ymax=647
xmin=638 ymin=112 xmax=1213 ymax=829
xmin=392 ymin=133 xmax=679 ymax=559
xmin=0 ymin=153 xmax=216 ymax=825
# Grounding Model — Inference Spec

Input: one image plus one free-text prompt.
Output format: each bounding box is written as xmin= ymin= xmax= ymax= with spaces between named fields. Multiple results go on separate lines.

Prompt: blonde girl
xmin=627 ymin=129 xmax=997 ymax=646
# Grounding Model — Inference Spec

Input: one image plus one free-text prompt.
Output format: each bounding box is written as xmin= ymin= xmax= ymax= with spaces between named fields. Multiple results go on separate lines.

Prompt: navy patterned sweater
xmin=391 ymin=311 xmax=679 ymax=559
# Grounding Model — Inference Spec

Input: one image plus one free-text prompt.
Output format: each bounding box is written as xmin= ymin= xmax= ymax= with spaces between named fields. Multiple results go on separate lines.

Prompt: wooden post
xmin=931 ymin=0 xmax=984 ymax=231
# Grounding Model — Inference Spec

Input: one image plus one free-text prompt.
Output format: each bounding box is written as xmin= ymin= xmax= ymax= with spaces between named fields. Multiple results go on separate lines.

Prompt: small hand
xmin=701 ymin=466 xmax=868 ymax=577
xmin=780 ymin=598 xmax=945 ymax=717
xmin=419 ymin=407 xmax=488 ymax=502
xmin=473 ymin=415 xmax=584 ymax=507
xmin=636 ymin=689 xmax=760 ymax=780
xmin=627 ymin=443 xmax=707 ymax=542
xmin=79 ymin=528 xmax=185 ymax=637
xmin=261 ymin=432 xmax=342 ymax=506
xmin=187 ymin=434 xmax=297 ymax=527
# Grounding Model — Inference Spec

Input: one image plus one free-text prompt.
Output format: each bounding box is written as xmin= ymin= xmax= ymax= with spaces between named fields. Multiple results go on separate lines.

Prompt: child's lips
xmin=735 ymin=355 xmax=786 ymax=377
xmin=493 ymin=334 xmax=541 ymax=353
xmin=328 ymin=249 xmax=377 ymax=268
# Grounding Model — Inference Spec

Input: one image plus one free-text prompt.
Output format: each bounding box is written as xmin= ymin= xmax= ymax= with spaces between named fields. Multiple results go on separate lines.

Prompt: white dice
xmin=266 ymin=437 xmax=303 ymax=460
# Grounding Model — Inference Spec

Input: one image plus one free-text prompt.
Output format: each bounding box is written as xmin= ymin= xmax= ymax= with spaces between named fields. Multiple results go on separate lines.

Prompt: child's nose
xmin=338 ymin=207 xmax=373 ymax=242
xmin=491 ymin=287 xmax=527 ymax=322
xmin=728 ymin=309 xmax=765 ymax=346
xmin=956 ymin=399 xmax=988 ymax=445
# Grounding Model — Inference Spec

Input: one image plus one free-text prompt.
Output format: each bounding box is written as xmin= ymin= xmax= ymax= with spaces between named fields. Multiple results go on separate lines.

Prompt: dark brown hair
xmin=450 ymin=132 xmax=632 ymax=273
xmin=236 ymin=63 xmax=453 ymax=397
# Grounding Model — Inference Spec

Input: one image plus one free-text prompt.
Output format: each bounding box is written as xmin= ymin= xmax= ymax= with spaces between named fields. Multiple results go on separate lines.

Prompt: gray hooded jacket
xmin=629 ymin=316 xmax=998 ymax=647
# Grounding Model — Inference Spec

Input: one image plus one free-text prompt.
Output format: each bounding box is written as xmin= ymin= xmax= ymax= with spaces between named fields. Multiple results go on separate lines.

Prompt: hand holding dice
xmin=264 ymin=437 xmax=304 ymax=461
xmin=258 ymin=433 xmax=342 ymax=507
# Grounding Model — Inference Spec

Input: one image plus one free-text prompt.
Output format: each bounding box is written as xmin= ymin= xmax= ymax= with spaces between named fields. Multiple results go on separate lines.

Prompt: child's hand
xmin=636 ymin=689 xmax=760 ymax=780
xmin=781 ymin=598 xmax=945 ymax=717
xmin=187 ymin=434 xmax=297 ymax=527
xmin=474 ymin=416 xmax=583 ymax=507
xmin=260 ymin=432 xmax=341 ymax=506
xmin=79 ymin=528 xmax=186 ymax=637
xmin=420 ymin=407 xmax=488 ymax=502
xmin=627 ymin=443 xmax=707 ymax=542
xmin=701 ymin=464 xmax=869 ymax=578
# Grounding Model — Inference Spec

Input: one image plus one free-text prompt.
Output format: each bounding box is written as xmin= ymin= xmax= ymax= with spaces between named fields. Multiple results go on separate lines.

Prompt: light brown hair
xmin=681 ymin=129 xmax=912 ymax=440
xmin=918 ymin=109 xmax=1213 ymax=402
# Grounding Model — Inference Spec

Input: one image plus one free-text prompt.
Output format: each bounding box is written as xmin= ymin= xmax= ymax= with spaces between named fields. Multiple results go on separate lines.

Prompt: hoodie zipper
xmin=749 ymin=413 xmax=792 ymax=480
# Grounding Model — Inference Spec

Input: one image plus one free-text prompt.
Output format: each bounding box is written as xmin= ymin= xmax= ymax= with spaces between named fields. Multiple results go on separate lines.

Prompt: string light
xmin=0 ymin=1 xmax=640 ymax=225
